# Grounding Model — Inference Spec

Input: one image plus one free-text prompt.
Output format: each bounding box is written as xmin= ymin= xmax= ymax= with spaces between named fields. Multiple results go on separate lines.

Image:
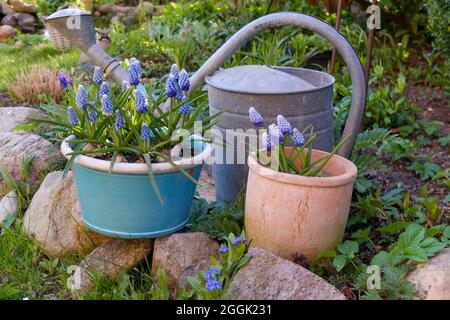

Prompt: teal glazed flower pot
xmin=61 ymin=137 xmax=211 ymax=239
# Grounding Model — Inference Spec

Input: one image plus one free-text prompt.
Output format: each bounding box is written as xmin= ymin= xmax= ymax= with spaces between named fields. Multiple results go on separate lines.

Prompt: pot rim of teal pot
xmin=61 ymin=135 xmax=212 ymax=174
xmin=248 ymin=148 xmax=357 ymax=188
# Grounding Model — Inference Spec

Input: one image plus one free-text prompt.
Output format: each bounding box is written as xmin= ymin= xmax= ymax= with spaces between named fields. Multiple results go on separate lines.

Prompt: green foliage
xmin=0 ymin=34 xmax=79 ymax=92
xmin=365 ymin=67 xmax=418 ymax=128
xmin=425 ymin=0 xmax=450 ymax=55
xmin=107 ymin=23 xmax=168 ymax=76
xmin=187 ymin=198 xmax=244 ymax=241
xmin=184 ymin=232 xmax=250 ymax=300
xmin=409 ymin=161 xmax=441 ymax=181
xmin=0 ymin=157 xmax=34 ymax=233
xmin=372 ymin=223 xmax=446 ymax=266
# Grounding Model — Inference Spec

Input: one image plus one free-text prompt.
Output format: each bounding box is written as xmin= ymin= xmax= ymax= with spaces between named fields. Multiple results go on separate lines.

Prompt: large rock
xmin=70 ymin=239 xmax=154 ymax=295
xmin=0 ymin=106 xmax=47 ymax=132
xmin=23 ymin=171 xmax=109 ymax=257
xmin=9 ymin=0 xmax=38 ymax=14
xmin=1 ymin=14 xmax=17 ymax=27
xmin=0 ymin=191 xmax=18 ymax=226
xmin=0 ymin=25 xmax=16 ymax=42
xmin=227 ymin=247 xmax=346 ymax=300
xmin=1 ymin=3 xmax=16 ymax=15
xmin=0 ymin=132 xmax=64 ymax=191
xmin=14 ymin=12 xmax=37 ymax=33
xmin=152 ymin=232 xmax=219 ymax=289
xmin=407 ymin=248 xmax=450 ymax=300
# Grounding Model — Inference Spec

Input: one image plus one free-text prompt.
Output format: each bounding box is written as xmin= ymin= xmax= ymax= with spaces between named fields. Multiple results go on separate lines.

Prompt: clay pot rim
xmin=248 ymin=148 xmax=357 ymax=188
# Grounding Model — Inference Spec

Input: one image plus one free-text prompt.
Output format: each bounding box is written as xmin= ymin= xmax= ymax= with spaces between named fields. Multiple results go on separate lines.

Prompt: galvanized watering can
xmin=194 ymin=13 xmax=366 ymax=202
xmin=45 ymin=11 xmax=366 ymax=203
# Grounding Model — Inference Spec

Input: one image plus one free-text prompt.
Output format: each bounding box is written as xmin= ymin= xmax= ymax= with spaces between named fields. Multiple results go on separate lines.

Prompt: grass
xmin=0 ymin=34 xmax=79 ymax=93
xmin=0 ymin=219 xmax=75 ymax=299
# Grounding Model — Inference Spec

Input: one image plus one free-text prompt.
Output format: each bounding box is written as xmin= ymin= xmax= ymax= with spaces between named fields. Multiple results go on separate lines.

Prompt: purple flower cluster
xmin=59 ymin=71 xmax=69 ymax=89
xmin=115 ymin=110 xmax=124 ymax=130
xmin=248 ymin=108 xmax=306 ymax=151
xmin=100 ymin=82 xmax=110 ymax=97
xmin=205 ymin=267 xmax=222 ymax=291
xmin=68 ymin=107 xmax=79 ymax=125
xmin=88 ymin=108 xmax=97 ymax=123
xmin=128 ymin=58 xmax=142 ymax=86
xmin=93 ymin=66 xmax=103 ymax=86
xmin=166 ymin=64 xmax=191 ymax=115
xmin=76 ymin=84 xmax=88 ymax=110
xmin=134 ymin=89 xmax=149 ymax=113
xmin=249 ymin=107 xmax=264 ymax=127
xmin=101 ymin=94 xmax=114 ymax=116
xmin=232 ymin=236 xmax=247 ymax=246
xmin=141 ymin=123 xmax=152 ymax=140
xmin=219 ymin=244 xmax=228 ymax=253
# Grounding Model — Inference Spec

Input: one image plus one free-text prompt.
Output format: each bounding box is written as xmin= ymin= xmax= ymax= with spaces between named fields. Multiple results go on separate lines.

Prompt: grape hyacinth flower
xmin=141 ymin=123 xmax=152 ymax=140
xmin=165 ymin=75 xmax=182 ymax=99
xmin=219 ymin=244 xmax=228 ymax=253
xmin=128 ymin=58 xmax=142 ymax=86
xmin=277 ymin=115 xmax=293 ymax=135
xmin=68 ymin=107 xmax=79 ymax=125
xmin=293 ymin=128 xmax=305 ymax=147
xmin=232 ymin=237 xmax=241 ymax=246
xmin=170 ymin=63 xmax=180 ymax=81
xmin=58 ymin=71 xmax=69 ymax=89
xmin=93 ymin=66 xmax=103 ymax=85
xmin=88 ymin=108 xmax=97 ymax=123
xmin=76 ymin=84 xmax=88 ymax=110
xmin=205 ymin=267 xmax=221 ymax=282
xmin=121 ymin=80 xmax=129 ymax=91
xmin=179 ymin=98 xmax=191 ymax=115
xmin=101 ymin=94 xmax=114 ymax=116
xmin=267 ymin=124 xmax=282 ymax=151
xmin=178 ymin=69 xmax=190 ymax=91
xmin=115 ymin=110 xmax=125 ymax=130
xmin=100 ymin=81 xmax=110 ymax=97
xmin=249 ymin=107 xmax=264 ymax=127
xmin=134 ymin=90 xmax=149 ymax=113
xmin=206 ymin=279 xmax=222 ymax=291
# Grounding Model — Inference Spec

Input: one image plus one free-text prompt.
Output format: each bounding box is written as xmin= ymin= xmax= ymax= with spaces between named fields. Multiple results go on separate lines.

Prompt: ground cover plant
xmin=0 ymin=0 xmax=448 ymax=300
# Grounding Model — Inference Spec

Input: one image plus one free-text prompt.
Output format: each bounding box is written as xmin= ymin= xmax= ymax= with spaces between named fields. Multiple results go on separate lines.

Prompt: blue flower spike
xmin=141 ymin=123 xmax=152 ymax=141
xmin=59 ymin=71 xmax=69 ymax=89
xmin=76 ymin=84 xmax=88 ymax=110
xmin=100 ymin=81 xmax=110 ymax=97
xmin=205 ymin=267 xmax=222 ymax=291
xmin=170 ymin=63 xmax=180 ymax=81
xmin=178 ymin=69 xmax=190 ymax=92
xmin=115 ymin=110 xmax=125 ymax=130
xmin=134 ymin=89 xmax=149 ymax=113
xmin=165 ymin=75 xmax=181 ymax=98
xmin=101 ymin=94 xmax=114 ymax=116
xmin=128 ymin=58 xmax=142 ymax=86
xmin=219 ymin=244 xmax=228 ymax=254
xmin=277 ymin=115 xmax=293 ymax=135
xmin=68 ymin=107 xmax=79 ymax=125
xmin=88 ymin=108 xmax=97 ymax=123
xmin=249 ymin=107 xmax=264 ymax=127
xmin=93 ymin=66 xmax=103 ymax=85
xmin=179 ymin=98 xmax=191 ymax=115
xmin=293 ymin=128 xmax=305 ymax=147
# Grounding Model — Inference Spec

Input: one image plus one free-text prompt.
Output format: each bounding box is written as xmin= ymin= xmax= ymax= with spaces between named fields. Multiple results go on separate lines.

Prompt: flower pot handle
xmin=189 ymin=12 xmax=366 ymax=158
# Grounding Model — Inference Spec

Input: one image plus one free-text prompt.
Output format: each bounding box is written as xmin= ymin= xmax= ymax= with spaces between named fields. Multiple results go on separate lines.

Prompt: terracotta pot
xmin=245 ymin=148 xmax=357 ymax=261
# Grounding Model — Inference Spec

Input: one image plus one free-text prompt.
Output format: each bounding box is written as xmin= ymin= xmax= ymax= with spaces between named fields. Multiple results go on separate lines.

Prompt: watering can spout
xmin=45 ymin=8 xmax=127 ymax=84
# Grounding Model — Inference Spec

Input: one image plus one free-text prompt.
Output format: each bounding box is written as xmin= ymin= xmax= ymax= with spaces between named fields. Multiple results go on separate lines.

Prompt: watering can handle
xmin=189 ymin=12 xmax=366 ymax=159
